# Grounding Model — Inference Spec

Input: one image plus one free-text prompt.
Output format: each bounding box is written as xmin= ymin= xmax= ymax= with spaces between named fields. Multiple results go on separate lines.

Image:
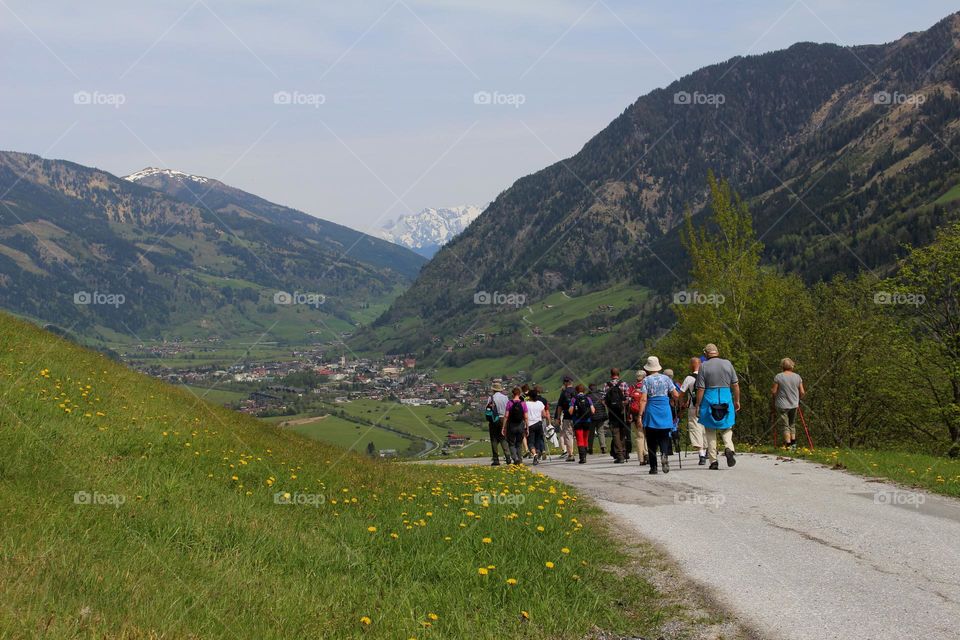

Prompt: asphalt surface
xmin=435 ymin=452 xmax=960 ymax=639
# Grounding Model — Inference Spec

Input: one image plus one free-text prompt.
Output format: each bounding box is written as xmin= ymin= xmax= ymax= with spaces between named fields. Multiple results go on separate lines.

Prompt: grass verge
xmin=0 ymin=313 xmax=733 ymax=638
xmin=741 ymin=444 xmax=960 ymax=498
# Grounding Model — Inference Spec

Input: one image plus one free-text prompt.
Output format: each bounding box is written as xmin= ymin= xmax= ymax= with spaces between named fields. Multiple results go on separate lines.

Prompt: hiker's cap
xmin=563 ymin=375 xmax=573 ymax=383
xmin=643 ymin=356 xmax=662 ymax=373
xmin=703 ymin=343 xmax=719 ymax=356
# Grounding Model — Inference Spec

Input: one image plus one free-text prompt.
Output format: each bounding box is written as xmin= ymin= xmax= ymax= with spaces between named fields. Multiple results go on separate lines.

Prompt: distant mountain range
xmin=378 ymin=205 xmax=483 ymax=257
xmin=0 ymin=153 xmax=425 ymax=348
xmin=367 ymin=11 xmax=960 ymax=356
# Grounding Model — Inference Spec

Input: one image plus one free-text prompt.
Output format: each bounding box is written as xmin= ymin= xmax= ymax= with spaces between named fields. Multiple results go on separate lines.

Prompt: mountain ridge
xmin=378 ymin=205 xmax=483 ymax=257
xmin=0 ymin=151 xmax=426 ymax=347
xmin=365 ymin=11 xmax=960 ymax=356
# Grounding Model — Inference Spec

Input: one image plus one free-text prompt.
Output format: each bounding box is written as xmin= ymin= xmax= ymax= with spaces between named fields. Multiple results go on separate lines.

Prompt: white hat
xmin=642 ymin=356 xmax=662 ymax=373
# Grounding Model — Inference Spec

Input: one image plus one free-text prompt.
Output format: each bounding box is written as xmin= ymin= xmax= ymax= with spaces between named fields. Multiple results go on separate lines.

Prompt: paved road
xmin=438 ymin=453 xmax=960 ymax=639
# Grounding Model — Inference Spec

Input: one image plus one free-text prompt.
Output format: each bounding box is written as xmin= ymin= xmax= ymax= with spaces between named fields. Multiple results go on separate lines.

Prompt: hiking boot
xmin=613 ymin=458 xmax=625 ymax=464
xmin=649 ymin=467 xmax=658 ymax=475
xmin=709 ymin=461 xmax=719 ymax=470
xmin=491 ymin=460 xmax=500 ymax=466
xmin=566 ymin=455 xmax=575 ymax=462
xmin=577 ymin=447 xmax=587 ymax=464
xmin=724 ymin=448 xmax=736 ymax=467
xmin=661 ymin=455 xmax=670 ymax=474
xmin=532 ymin=457 xmax=539 ymax=466
xmin=540 ymin=452 xmax=547 ymax=460
xmin=601 ymin=447 xmax=607 ymax=454
xmin=698 ymin=455 xmax=707 ymax=466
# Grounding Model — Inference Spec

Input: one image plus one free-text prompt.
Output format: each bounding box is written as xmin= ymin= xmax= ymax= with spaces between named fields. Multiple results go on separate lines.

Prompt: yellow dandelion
xmin=561 ymin=547 xmax=570 ymax=554
xmin=506 ymin=577 xmax=518 ymax=585
xmin=481 ymin=537 xmax=492 ymax=544
xmin=478 ymin=567 xmax=489 ymax=575
xmin=359 ymin=616 xmax=371 ymax=625
xmin=367 ymin=526 xmax=377 ymax=533
xmin=545 ymin=561 xmax=555 ymax=569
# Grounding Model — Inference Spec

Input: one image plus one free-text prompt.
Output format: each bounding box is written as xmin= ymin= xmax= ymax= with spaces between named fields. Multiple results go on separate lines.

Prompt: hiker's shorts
xmin=778 ymin=408 xmax=798 ymax=439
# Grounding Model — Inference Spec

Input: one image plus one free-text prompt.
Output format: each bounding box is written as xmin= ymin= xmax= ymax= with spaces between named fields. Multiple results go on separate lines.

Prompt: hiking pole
xmin=798 ymin=407 xmax=814 ymax=450
xmin=677 ymin=430 xmax=682 ymax=470
xmin=770 ymin=409 xmax=778 ymax=448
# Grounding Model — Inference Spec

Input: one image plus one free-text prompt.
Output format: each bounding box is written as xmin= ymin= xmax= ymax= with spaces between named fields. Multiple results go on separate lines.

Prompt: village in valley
xmin=124 ymin=343 xmax=522 ymax=460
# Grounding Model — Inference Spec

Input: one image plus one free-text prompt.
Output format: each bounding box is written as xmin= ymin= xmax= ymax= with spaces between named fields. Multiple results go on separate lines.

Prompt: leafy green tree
xmin=666 ymin=173 xmax=806 ymax=440
xmin=892 ymin=221 xmax=960 ymax=456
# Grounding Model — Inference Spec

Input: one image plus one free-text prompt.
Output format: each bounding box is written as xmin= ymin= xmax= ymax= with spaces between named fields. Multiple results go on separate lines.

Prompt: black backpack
xmin=605 ymin=380 xmax=625 ymax=412
xmin=507 ymin=400 xmax=525 ymax=423
xmin=573 ymin=394 xmax=592 ymax=421
xmin=687 ymin=371 xmax=699 ymax=404
xmin=558 ymin=386 xmax=575 ymax=412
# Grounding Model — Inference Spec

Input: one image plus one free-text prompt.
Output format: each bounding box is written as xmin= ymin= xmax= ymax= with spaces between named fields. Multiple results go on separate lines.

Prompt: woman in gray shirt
xmin=771 ymin=358 xmax=805 ymax=450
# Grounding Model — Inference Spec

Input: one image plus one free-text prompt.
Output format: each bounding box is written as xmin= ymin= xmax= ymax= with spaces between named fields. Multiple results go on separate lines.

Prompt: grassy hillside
xmin=0 ymin=313 xmax=719 ymax=638
xmin=424 ymin=283 xmax=654 ymax=385
xmin=0 ymin=152 xmax=425 ymax=357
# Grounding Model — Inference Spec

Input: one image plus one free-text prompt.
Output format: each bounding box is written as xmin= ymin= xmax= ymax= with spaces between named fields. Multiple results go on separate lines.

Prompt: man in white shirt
xmin=679 ymin=357 xmax=707 ymax=465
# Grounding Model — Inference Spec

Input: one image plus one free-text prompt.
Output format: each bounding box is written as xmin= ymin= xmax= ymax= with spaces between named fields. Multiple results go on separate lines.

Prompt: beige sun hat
xmin=491 ymin=381 xmax=504 ymax=392
xmin=642 ymin=356 xmax=662 ymax=373
xmin=703 ymin=343 xmax=719 ymax=356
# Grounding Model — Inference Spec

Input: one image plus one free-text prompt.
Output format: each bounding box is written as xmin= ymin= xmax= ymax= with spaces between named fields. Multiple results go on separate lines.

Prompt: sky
xmin=1 ymin=0 xmax=957 ymax=236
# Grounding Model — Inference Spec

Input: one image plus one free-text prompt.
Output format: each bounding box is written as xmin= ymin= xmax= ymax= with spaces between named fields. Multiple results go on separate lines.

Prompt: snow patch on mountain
xmin=124 ymin=167 xmax=209 ymax=185
xmin=378 ymin=205 xmax=483 ymax=257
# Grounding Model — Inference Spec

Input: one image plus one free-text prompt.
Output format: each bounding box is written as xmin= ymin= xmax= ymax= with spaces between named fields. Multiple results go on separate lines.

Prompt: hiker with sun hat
xmin=636 ymin=356 xmax=679 ymax=474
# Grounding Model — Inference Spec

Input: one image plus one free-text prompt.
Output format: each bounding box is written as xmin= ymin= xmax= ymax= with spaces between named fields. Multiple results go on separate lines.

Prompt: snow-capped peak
xmin=378 ymin=205 xmax=483 ymax=257
xmin=124 ymin=167 xmax=209 ymax=184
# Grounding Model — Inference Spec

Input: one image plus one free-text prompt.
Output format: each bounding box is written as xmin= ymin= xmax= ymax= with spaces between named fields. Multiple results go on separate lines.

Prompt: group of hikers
xmin=484 ymin=343 xmax=806 ymax=474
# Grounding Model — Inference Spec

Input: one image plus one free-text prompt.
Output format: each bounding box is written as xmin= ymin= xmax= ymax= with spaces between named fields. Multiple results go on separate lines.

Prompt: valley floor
xmin=434 ymin=453 xmax=960 ymax=640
